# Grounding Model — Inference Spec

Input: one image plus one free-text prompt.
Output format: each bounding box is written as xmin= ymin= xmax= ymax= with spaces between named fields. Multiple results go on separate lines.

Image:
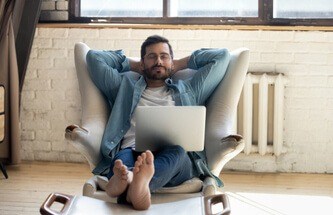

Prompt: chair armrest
xmin=65 ymin=124 xmax=88 ymax=138
xmin=154 ymin=177 xmax=203 ymax=194
xmin=82 ymin=175 xmax=117 ymax=203
xmin=209 ymin=135 xmax=245 ymax=176
xmin=65 ymin=124 xmax=102 ymax=170
xmin=202 ymin=177 xmax=217 ymax=196
xmin=82 ymin=175 xmax=99 ymax=197
xmin=204 ymin=48 xmax=249 ymax=174
xmin=68 ymin=42 xmax=109 ymax=171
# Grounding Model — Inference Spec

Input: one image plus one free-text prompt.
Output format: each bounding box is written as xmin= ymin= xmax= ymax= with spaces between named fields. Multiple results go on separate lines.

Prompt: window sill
xmin=37 ymin=23 xmax=333 ymax=32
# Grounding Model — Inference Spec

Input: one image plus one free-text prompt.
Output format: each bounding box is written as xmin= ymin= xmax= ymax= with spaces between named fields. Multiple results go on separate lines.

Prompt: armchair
xmin=65 ymin=42 xmax=249 ymax=203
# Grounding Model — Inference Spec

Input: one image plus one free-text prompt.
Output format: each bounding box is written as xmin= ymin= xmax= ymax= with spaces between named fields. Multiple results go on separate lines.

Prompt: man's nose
xmin=156 ymin=56 xmax=162 ymax=65
xmin=156 ymin=56 xmax=163 ymax=65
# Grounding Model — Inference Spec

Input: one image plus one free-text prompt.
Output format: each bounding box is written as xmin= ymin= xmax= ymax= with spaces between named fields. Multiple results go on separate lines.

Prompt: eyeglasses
xmin=144 ymin=53 xmax=171 ymax=62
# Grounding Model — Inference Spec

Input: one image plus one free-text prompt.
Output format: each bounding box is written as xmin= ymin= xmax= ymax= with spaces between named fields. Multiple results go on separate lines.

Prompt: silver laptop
xmin=135 ymin=106 xmax=206 ymax=152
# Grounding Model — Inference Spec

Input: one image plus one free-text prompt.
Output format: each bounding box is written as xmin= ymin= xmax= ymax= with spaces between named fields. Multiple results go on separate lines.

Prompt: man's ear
xmin=171 ymin=60 xmax=175 ymax=72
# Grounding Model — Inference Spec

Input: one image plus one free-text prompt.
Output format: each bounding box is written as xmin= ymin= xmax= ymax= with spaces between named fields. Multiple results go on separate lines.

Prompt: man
xmin=86 ymin=35 xmax=230 ymax=210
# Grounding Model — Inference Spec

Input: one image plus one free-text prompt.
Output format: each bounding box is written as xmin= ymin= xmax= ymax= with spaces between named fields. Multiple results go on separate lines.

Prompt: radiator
xmin=235 ymin=72 xmax=287 ymax=156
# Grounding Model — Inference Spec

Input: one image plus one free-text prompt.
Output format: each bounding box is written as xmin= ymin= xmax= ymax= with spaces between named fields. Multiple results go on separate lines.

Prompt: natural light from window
xmin=81 ymin=0 xmax=258 ymax=18
xmin=81 ymin=0 xmax=163 ymax=17
xmin=274 ymin=0 xmax=333 ymax=18
xmin=169 ymin=0 xmax=258 ymax=17
xmin=78 ymin=0 xmax=333 ymax=26
xmin=227 ymin=192 xmax=333 ymax=214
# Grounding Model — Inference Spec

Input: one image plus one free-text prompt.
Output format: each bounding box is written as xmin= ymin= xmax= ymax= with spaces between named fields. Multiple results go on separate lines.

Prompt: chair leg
xmin=0 ymin=162 xmax=8 ymax=179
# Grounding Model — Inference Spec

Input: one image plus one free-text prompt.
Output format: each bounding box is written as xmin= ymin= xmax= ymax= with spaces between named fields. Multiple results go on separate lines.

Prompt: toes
xmin=120 ymin=166 xmax=128 ymax=174
xmin=113 ymin=160 xmax=129 ymax=178
xmin=121 ymin=173 xmax=128 ymax=180
xmin=133 ymin=166 xmax=140 ymax=174
xmin=145 ymin=150 xmax=154 ymax=165
xmin=135 ymin=155 xmax=143 ymax=168
xmin=114 ymin=159 xmax=123 ymax=168
xmin=137 ymin=154 xmax=144 ymax=163
xmin=141 ymin=152 xmax=147 ymax=162
xmin=137 ymin=152 xmax=148 ymax=165
xmin=120 ymin=165 xmax=127 ymax=171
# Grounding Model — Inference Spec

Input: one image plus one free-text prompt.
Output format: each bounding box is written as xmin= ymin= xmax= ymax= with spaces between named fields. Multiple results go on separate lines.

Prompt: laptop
xmin=135 ymin=106 xmax=206 ymax=152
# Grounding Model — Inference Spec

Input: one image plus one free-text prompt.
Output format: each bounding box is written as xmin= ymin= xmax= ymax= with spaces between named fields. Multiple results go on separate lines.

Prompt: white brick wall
xmin=40 ymin=0 xmax=69 ymax=21
xmin=21 ymin=27 xmax=333 ymax=173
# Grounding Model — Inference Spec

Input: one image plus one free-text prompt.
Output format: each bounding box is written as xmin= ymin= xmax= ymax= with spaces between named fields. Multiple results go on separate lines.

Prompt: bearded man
xmin=86 ymin=35 xmax=230 ymax=210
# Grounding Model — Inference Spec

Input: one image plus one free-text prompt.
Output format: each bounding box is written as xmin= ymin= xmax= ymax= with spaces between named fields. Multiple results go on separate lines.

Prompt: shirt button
xmin=121 ymin=130 xmax=124 ymax=133
xmin=111 ymin=141 xmax=114 ymax=144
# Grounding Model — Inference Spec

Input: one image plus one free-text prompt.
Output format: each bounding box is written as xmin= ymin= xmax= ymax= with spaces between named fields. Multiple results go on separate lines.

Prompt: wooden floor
xmin=0 ymin=162 xmax=332 ymax=215
xmin=220 ymin=172 xmax=333 ymax=215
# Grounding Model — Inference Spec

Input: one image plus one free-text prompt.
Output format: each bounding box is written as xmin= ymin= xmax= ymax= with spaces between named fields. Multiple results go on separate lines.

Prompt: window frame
xmin=65 ymin=0 xmax=333 ymax=26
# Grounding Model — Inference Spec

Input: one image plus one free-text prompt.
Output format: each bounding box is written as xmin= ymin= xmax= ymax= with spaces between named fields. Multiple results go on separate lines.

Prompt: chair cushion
xmin=96 ymin=175 xmax=109 ymax=191
xmin=96 ymin=175 xmax=203 ymax=194
xmin=153 ymin=177 xmax=203 ymax=194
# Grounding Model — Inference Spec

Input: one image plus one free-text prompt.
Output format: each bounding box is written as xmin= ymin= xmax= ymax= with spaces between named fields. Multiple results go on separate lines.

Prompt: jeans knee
xmin=168 ymin=145 xmax=186 ymax=157
xmin=156 ymin=145 xmax=188 ymax=166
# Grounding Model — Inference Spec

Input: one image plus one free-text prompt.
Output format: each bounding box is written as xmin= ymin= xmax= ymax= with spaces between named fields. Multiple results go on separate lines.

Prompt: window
xmin=67 ymin=0 xmax=333 ymax=26
xmin=80 ymin=0 xmax=258 ymax=18
xmin=274 ymin=0 xmax=333 ymax=19
xmin=169 ymin=0 xmax=258 ymax=17
xmin=80 ymin=0 xmax=163 ymax=17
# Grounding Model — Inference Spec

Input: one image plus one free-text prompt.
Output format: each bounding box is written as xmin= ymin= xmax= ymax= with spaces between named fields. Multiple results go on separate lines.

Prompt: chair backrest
xmin=74 ymin=42 xmax=249 ymax=172
xmin=204 ymin=48 xmax=249 ymax=174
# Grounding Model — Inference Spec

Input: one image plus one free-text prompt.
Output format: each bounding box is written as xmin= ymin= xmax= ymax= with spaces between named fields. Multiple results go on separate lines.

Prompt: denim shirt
xmin=86 ymin=48 xmax=230 ymax=187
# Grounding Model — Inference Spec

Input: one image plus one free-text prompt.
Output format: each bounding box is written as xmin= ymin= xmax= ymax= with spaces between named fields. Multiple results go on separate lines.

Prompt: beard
xmin=142 ymin=64 xmax=173 ymax=81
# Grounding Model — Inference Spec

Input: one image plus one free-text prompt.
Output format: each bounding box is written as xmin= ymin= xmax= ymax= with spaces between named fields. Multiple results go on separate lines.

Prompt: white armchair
xmin=65 ymin=42 xmax=249 ymax=203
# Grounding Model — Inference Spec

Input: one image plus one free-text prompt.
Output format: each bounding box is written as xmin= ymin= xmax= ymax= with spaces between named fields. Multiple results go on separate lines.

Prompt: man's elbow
xmin=86 ymin=50 xmax=98 ymax=68
xmin=214 ymin=48 xmax=231 ymax=66
xmin=218 ymin=48 xmax=230 ymax=61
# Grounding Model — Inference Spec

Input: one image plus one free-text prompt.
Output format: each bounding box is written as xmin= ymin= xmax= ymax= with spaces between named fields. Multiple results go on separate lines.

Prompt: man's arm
xmin=187 ymin=48 xmax=231 ymax=105
xmin=172 ymin=56 xmax=191 ymax=75
xmin=86 ymin=50 xmax=130 ymax=102
xmin=128 ymin=58 xmax=142 ymax=74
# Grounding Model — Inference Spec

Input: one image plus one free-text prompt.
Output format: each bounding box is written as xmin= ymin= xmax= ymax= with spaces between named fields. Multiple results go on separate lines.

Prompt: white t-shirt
xmin=121 ymin=86 xmax=175 ymax=149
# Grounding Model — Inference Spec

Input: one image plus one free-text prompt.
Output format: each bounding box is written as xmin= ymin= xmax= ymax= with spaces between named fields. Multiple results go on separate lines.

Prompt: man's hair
xmin=140 ymin=35 xmax=174 ymax=60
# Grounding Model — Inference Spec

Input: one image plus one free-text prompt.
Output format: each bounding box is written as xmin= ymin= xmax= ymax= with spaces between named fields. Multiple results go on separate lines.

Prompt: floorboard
xmin=0 ymin=161 xmax=332 ymax=214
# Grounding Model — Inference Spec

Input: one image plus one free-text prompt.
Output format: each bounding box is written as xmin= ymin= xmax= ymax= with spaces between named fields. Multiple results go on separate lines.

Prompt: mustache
xmin=151 ymin=64 xmax=167 ymax=70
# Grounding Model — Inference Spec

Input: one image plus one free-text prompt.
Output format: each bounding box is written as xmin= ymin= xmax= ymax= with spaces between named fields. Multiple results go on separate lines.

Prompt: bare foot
xmin=126 ymin=151 xmax=155 ymax=210
xmin=106 ymin=159 xmax=133 ymax=197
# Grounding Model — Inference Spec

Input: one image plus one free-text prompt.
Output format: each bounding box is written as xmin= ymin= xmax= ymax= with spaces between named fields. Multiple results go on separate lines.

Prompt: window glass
xmin=169 ymin=0 xmax=258 ymax=17
xmin=0 ymin=86 xmax=4 ymax=142
xmin=81 ymin=0 xmax=163 ymax=17
xmin=274 ymin=0 xmax=333 ymax=18
xmin=73 ymin=0 xmax=333 ymax=26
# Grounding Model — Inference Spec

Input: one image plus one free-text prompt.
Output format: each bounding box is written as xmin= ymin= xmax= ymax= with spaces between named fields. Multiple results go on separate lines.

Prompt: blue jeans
xmin=106 ymin=145 xmax=194 ymax=192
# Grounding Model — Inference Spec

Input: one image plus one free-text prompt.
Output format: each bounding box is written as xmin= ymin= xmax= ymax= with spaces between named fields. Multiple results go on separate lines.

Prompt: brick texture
xmin=39 ymin=0 xmax=69 ymax=21
xmin=22 ymin=27 xmax=333 ymax=173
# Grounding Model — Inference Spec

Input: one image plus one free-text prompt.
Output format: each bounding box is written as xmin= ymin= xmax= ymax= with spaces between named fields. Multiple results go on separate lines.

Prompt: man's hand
xmin=128 ymin=58 xmax=143 ymax=75
xmin=172 ymin=56 xmax=190 ymax=75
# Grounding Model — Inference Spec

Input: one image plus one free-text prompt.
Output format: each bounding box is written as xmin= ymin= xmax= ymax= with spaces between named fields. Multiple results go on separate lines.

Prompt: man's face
xmin=141 ymin=42 xmax=174 ymax=81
